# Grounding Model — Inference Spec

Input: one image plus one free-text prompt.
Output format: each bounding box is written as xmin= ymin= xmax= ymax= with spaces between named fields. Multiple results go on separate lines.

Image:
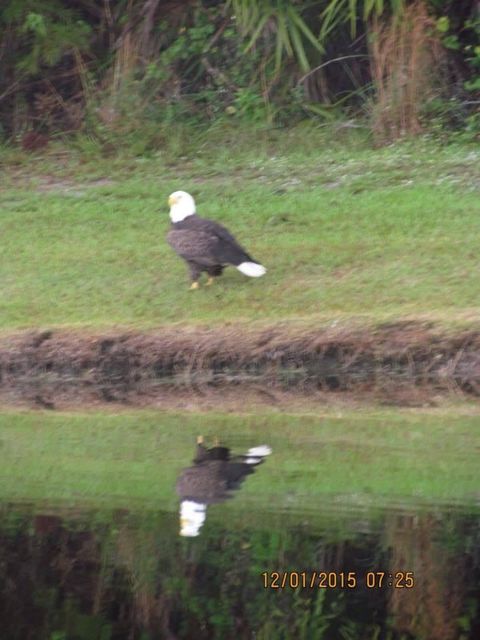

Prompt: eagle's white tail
xmin=245 ymin=444 xmax=272 ymax=465
xmin=237 ymin=262 xmax=267 ymax=277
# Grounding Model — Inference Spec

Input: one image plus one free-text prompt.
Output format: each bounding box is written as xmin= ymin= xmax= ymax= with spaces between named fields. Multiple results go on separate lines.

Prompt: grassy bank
xmin=4 ymin=323 xmax=480 ymax=409
xmin=1 ymin=130 xmax=479 ymax=331
xmin=1 ymin=408 xmax=479 ymax=509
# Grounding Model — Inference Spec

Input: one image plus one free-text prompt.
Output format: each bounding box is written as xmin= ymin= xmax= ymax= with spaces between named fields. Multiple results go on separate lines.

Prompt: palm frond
xmin=228 ymin=0 xmax=322 ymax=72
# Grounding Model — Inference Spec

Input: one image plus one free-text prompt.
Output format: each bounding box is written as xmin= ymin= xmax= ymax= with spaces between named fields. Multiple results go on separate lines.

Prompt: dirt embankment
xmin=1 ymin=323 xmax=480 ymax=409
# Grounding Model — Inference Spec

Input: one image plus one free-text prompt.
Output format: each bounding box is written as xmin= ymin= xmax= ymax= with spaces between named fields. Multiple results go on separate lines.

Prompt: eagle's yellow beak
xmin=180 ymin=518 xmax=190 ymax=534
xmin=168 ymin=194 xmax=177 ymax=207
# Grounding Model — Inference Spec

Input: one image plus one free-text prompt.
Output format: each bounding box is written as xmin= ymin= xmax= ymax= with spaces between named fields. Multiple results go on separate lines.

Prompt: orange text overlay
xmin=261 ymin=571 xmax=414 ymax=589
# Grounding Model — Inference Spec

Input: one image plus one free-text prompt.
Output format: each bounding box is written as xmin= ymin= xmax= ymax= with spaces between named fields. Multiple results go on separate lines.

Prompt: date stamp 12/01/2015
xmin=261 ymin=571 xmax=414 ymax=590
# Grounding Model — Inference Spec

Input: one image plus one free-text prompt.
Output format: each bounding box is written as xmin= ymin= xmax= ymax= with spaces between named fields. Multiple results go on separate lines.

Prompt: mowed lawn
xmin=1 ymin=408 xmax=479 ymax=508
xmin=1 ymin=135 xmax=479 ymax=330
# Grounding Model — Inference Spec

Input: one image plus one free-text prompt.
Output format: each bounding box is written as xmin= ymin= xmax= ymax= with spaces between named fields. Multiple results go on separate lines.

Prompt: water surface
xmin=1 ymin=410 xmax=479 ymax=639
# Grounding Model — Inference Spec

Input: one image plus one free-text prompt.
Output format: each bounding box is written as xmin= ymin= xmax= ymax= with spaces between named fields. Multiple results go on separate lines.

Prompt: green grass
xmin=1 ymin=130 xmax=479 ymax=331
xmin=1 ymin=408 xmax=479 ymax=512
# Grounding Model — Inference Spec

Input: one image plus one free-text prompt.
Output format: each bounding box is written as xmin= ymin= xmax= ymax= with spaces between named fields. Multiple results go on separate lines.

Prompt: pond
xmin=0 ymin=410 xmax=479 ymax=639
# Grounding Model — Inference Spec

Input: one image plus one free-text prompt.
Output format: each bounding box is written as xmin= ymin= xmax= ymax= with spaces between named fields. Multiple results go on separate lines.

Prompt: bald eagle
xmin=167 ymin=191 xmax=266 ymax=289
xmin=176 ymin=436 xmax=272 ymax=536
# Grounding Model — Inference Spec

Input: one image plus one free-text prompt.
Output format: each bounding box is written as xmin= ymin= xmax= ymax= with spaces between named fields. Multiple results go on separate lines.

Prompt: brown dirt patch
xmin=1 ymin=322 xmax=480 ymax=410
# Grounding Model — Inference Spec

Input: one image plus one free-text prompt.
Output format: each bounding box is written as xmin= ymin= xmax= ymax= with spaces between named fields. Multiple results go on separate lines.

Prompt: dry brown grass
xmin=1 ymin=323 xmax=480 ymax=409
xmin=369 ymin=1 xmax=443 ymax=144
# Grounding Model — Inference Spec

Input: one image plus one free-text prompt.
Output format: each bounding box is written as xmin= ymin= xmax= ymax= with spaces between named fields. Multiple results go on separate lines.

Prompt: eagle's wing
xmin=167 ymin=229 xmax=222 ymax=265
xmin=196 ymin=218 xmax=241 ymax=246
xmin=198 ymin=218 xmax=255 ymax=261
xmin=223 ymin=462 xmax=255 ymax=490
xmin=176 ymin=463 xmax=229 ymax=503
xmin=167 ymin=225 xmax=252 ymax=266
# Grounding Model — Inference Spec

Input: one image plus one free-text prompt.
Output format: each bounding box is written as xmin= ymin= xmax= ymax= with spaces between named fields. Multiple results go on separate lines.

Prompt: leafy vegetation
xmin=2 ymin=496 xmax=478 ymax=640
xmin=0 ymin=0 xmax=478 ymax=145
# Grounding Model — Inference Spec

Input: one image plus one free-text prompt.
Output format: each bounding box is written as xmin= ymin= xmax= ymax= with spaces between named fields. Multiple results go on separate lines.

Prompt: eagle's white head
xmin=179 ymin=500 xmax=206 ymax=537
xmin=168 ymin=191 xmax=196 ymax=223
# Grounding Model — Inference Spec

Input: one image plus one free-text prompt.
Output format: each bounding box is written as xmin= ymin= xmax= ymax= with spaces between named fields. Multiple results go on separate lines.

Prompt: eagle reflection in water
xmin=176 ymin=436 xmax=272 ymax=537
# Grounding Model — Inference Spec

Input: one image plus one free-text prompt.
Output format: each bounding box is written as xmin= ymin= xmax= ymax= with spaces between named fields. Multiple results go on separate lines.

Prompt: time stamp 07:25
xmin=261 ymin=571 xmax=415 ymax=590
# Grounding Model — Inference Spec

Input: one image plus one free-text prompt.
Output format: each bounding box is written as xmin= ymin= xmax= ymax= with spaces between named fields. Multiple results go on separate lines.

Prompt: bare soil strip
xmin=1 ymin=323 xmax=480 ymax=410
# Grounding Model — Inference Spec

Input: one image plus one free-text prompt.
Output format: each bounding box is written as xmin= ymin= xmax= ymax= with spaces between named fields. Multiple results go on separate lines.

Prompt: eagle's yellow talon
xmin=190 ymin=282 xmax=200 ymax=290
xmin=197 ymin=435 xmax=204 ymax=444
xmin=206 ymin=277 xmax=214 ymax=286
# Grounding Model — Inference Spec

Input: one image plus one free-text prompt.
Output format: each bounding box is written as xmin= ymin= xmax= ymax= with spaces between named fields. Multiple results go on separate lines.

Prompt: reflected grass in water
xmin=0 ymin=409 xmax=479 ymax=511
xmin=1 ymin=499 xmax=479 ymax=640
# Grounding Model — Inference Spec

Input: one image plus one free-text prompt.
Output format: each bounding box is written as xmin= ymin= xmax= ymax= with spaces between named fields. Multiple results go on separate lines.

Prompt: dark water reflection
xmin=1 ymin=497 xmax=479 ymax=640
xmin=176 ymin=438 xmax=272 ymax=537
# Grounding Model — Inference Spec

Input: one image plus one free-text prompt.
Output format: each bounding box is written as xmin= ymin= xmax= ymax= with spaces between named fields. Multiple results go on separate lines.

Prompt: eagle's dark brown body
xmin=167 ymin=214 xmax=256 ymax=283
xmin=176 ymin=442 xmax=262 ymax=505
